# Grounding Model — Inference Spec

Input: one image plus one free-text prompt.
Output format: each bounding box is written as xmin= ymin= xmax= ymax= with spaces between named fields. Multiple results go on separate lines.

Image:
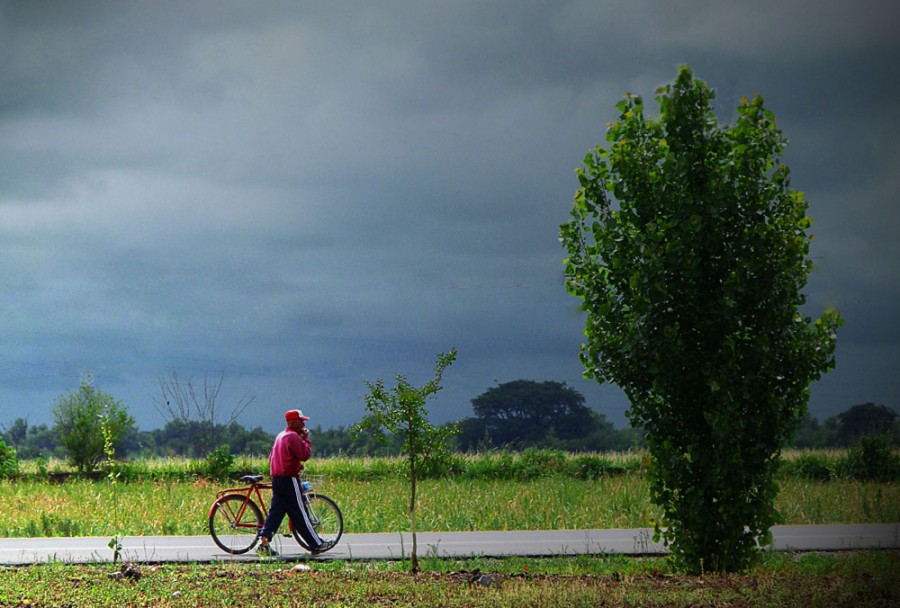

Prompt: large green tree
xmin=53 ymin=381 xmax=135 ymax=472
xmin=836 ymin=403 xmax=897 ymax=445
xmin=560 ymin=66 xmax=841 ymax=572
xmin=458 ymin=380 xmax=605 ymax=449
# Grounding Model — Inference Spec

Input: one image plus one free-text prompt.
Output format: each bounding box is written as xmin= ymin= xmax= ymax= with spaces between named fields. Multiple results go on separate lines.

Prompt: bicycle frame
xmin=208 ymin=480 xmax=275 ymax=532
xmin=209 ymin=477 xmax=316 ymax=536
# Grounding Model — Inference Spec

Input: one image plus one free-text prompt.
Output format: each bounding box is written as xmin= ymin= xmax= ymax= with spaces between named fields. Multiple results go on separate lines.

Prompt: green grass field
xmin=1 ymin=452 xmax=897 ymax=538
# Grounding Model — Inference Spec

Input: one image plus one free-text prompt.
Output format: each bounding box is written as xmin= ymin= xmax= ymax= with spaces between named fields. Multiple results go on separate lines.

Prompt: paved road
xmin=0 ymin=524 xmax=896 ymax=565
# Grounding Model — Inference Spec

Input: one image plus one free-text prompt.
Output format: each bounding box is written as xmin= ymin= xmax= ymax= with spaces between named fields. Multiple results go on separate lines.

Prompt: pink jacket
xmin=269 ymin=428 xmax=311 ymax=477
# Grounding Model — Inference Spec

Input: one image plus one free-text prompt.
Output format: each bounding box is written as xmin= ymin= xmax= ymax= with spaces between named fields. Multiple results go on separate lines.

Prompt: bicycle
xmin=208 ymin=473 xmax=343 ymax=555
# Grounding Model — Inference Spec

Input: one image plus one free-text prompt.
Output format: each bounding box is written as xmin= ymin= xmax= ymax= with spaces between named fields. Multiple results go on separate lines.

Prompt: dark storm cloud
xmin=1 ymin=0 xmax=897 ymax=431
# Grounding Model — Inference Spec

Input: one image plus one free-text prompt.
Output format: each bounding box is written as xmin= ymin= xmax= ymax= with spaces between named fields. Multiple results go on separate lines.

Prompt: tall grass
xmin=1 ymin=449 xmax=896 ymax=539
xmin=1 ymin=474 xmax=896 ymax=538
xmin=294 ymin=450 xmax=641 ymax=481
xmin=776 ymin=478 xmax=900 ymax=524
xmin=11 ymin=448 xmax=897 ymax=482
xmin=330 ymin=477 xmax=659 ymax=533
xmin=0 ymin=478 xmax=212 ymax=537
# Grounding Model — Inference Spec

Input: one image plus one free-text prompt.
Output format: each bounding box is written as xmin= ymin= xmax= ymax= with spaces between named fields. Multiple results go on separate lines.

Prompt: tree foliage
xmin=145 ymin=420 xmax=273 ymax=458
xmin=793 ymin=404 xmax=900 ymax=449
xmin=0 ymin=420 xmax=57 ymax=460
xmin=456 ymin=379 xmax=633 ymax=451
xmin=471 ymin=380 xmax=598 ymax=441
xmin=52 ymin=382 xmax=135 ymax=473
xmin=352 ymin=349 xmax=458 ymax=572
xmin=0 ymin=436 xmax=16 ymax=477
xmin=560 ymin=66 xmax=842 ymax=572
xmin=836 ymin=403 xmax=897 ymax=446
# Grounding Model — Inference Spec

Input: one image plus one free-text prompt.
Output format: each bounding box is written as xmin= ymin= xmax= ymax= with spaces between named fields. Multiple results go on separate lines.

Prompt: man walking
xmin=257 ymin=409 xmax=325 ymax=555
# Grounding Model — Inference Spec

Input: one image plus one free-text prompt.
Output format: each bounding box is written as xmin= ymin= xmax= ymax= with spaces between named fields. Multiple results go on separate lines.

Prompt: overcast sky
xmin=1 ymin=0 xmax=897 ymax=435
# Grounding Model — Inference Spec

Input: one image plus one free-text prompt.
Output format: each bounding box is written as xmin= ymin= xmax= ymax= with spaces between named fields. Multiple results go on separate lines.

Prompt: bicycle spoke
xmin=209 ymin=494 xmax=263 ymax=555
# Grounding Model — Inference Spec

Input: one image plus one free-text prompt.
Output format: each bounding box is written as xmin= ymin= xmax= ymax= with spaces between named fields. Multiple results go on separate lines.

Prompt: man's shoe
xmin=310 ymin=542 xmax=332 ymax=556
xmin=257 ymin=544 xmax=278 ymax=557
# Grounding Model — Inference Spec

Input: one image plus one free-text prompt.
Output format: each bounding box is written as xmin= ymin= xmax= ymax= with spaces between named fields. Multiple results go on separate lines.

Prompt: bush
xmin=457 ymin=451 xmax=512 ymax=479
xmin=513 ymin=448 xmax=568 ymax=479
xmin=839 ymin=435 xmax=900 ymax=482
xmin=780 ymin=453 xmax=836 ymax=481
xmin=52 ymin=382 xmax=135 ymax=472
xmin=202 ymin=445 xmax=235 ymax=480
xmin=570 ymin=454 xmax=630 ymax=479
xmin=417 ymin=452 xmax=464 ymax=479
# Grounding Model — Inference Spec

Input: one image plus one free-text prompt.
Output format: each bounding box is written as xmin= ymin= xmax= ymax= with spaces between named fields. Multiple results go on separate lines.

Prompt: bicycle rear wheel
xmin=292 ymin=493 xmax=343 ymax=552
xmin=209 ymin=494 xmax=263 ymax=554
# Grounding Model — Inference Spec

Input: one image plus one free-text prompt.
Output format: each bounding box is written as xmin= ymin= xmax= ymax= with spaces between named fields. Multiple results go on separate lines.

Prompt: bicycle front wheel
xmin=209 ymin=494 xmax=263 ymax=555
xmin=293 ymin=493 xmax=343 ymax=552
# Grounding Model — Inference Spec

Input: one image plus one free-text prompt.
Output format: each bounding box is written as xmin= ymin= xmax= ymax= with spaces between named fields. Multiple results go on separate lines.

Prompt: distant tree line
xmin=792 ymin=402 xmax=899 ymax=448
xmin=2 ymin=415 xmax=275 ymax=462
xmin=1 ymin=378 xmax=272 ymax=469
xmin=1 ymin=380 xmax=896 ymax=470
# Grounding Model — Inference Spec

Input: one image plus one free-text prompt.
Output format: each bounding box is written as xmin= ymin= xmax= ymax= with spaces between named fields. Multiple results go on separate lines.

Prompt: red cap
xmin=285 ymin=409 xmax=310 ymax=422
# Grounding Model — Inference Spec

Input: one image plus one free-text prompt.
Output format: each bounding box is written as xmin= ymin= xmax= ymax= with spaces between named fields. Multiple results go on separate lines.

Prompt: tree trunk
xmin=409 ymin=459 xmax=418 ymax=573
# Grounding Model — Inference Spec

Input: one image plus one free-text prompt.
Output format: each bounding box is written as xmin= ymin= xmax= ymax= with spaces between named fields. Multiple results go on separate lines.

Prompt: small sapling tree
xmin=560 ymin=66 xmax=841 ymax=572
xmin=101 ymin=415 xmax=123 ymax=563
xmin=352 ymin=349 xmax=458 ymax=573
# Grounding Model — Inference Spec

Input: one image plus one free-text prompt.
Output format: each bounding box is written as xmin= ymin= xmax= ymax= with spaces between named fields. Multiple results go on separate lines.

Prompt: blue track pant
xmin=260 ymin=476 xmax=324 ymax=551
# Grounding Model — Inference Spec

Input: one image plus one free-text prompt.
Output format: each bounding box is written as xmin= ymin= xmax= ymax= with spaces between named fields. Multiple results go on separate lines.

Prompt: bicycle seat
xmin=240 ymin=475 xmax=264 ymax=483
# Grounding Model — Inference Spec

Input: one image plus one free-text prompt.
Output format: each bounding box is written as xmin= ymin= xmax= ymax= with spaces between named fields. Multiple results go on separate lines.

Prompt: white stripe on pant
xmin=260 ymin=476 xmax=323 ymax=551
